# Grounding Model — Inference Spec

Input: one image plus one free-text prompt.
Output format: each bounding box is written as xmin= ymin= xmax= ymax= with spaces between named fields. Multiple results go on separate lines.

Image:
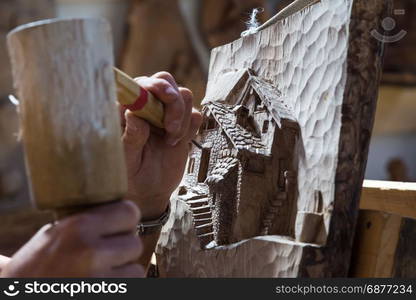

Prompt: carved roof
xmin=206 ymin=102 xmax=266 ymax=155
xmin=202 ymin=69 xmax=249 ymax=105
xmin=249 ymin=75 xmax=296 ymax=128
xmin=203 ymin=68 xmax=297 ymax=128
xmin=205 ymin=156 xmax=239 ymax=186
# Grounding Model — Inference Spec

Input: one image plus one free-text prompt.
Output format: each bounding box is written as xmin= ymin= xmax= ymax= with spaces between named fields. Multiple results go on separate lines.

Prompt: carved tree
xmin=156 ymin=0 xmax=390 ymax=277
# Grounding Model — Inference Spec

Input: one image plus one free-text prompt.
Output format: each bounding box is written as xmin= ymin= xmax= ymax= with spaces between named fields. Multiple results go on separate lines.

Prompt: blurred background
xmin=0 ymin=0 xmax=414 ymax=257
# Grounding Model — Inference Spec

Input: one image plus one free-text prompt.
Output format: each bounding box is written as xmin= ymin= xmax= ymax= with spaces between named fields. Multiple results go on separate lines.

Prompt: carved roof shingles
xmin=205 ymin=156 xmax=239 ymax=186
xmin=203 ymin=68 xmax=297 ymax=128
xmin=249 ymin=75 xmax=296 ymax=128
xmin=207 ymin=103 xmax=266 ymax=155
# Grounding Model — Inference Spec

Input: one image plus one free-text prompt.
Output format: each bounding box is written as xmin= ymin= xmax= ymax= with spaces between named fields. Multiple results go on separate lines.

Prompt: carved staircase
xmin=186 ymin=196 xmax=215 ymax=247
xmin=260 ymin=192 xmax=286 ymax=235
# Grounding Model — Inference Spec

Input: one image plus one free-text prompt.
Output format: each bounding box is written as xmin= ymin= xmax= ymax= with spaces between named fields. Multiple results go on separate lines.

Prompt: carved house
xmin=180 ymin=69 xmax=301 ymax=247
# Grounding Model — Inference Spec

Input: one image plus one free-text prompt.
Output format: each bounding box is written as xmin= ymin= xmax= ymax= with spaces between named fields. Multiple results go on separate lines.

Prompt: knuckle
xmin=119 ymin=200 xmax=141 ymax=223
xmin=179 ymin=87 xmax=193 ymax=99
xmin=134 ymin=76 xmax=149 ymax=84
xmin=154 ymin=71 xmax=175 ymax=82
xmin=145 ymin=78 xmax=171 ymax=92
xmin=182 ymin=93 xmax=193 ymax=107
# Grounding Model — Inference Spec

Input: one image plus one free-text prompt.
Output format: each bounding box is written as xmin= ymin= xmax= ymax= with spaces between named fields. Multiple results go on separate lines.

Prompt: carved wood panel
xmin=156 ymin=0 xmax=390 ymax=277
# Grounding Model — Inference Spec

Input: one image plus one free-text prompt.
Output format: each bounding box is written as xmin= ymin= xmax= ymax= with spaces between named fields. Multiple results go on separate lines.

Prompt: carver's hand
xmin=1 ymin=201 xmax=144 ymax=278
xmin=120 ymin=72 xmax=202 ymax=220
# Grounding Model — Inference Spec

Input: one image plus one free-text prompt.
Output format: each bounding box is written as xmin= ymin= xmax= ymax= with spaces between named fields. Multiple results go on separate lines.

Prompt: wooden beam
xmin=350 ymin=210 xmax=416 ymax=278
xmin=360 ymin=180 xmax=416 ymax=219
xmin=350 ymin=210 xmax=402 ymax=277
xmin=393 ymin=217 xmax=416 ymax=277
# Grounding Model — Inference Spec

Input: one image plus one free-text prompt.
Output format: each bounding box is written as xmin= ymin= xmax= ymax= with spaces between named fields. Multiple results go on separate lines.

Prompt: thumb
xmin=122 ymin=111 xmax=150 ymax=169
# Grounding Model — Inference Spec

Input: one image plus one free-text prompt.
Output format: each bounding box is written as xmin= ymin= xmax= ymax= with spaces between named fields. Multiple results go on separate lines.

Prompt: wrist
xmin=137 ymin=203 xmax=171 ymax=236
xmin=141 ymin=204 xmax=169 ymax=221
xmin=133 ymin=197 xmax=170 ymax=221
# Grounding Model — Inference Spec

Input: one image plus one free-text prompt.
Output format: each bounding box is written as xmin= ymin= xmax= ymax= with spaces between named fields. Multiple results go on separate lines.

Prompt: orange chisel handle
xmin=114 ymin=67 xmax=164 ymax=128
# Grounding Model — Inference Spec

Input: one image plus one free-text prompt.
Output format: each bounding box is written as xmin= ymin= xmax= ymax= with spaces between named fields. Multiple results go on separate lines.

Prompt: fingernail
xmin=165 ymin=86 xmax=178 ymax=98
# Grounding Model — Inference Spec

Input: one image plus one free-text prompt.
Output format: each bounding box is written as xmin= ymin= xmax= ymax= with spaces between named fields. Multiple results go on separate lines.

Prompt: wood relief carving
xmin=156 ymin=0 xmax=389 ymax=277
xmin=181 ymin=69 xmax=300 ymax=247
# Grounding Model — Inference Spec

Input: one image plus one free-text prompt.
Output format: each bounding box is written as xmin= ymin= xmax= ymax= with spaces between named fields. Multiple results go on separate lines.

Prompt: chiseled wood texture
xmin=7 ymin=19 xmax=127 ymax=211
xmin=157 ymin=0 xmax=389 ymax=277
xmin=300 ymin=0 xmax=391 ymax=277
xmin=158 ymin=197 xmax=307 ymax=277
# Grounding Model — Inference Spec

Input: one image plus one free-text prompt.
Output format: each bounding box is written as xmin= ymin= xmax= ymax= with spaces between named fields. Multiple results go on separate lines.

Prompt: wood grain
xmin=7 ymin=18 xmax=127 ymax=211
xmin=300 ymin=0 xmax=391 ymax=277
xmin=350 ymin=210 xmax=402 ymax=277
xmin=393 ymin=217 xmax=416 ymax=277
xmin=350 ymin=210 xmax=416 ymax=278
xmin=360 ymin=180 xmax=416 ymax=219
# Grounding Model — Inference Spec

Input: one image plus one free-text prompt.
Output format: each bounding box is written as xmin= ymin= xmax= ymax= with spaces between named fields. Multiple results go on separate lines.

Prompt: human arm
xmin=0 ymin=200 xmax=144 ymax=277
xmin=120 ymin=71 xmax=202 ymax=271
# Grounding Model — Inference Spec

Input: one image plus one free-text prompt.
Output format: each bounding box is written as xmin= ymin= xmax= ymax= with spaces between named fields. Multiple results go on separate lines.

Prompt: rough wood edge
xmin=300 ymin=0 xmax=392 ymax=277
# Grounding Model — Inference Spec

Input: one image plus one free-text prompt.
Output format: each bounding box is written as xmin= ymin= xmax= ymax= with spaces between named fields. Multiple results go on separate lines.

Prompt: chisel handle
xmin=114 ymin=67 xmax=165 ymax=128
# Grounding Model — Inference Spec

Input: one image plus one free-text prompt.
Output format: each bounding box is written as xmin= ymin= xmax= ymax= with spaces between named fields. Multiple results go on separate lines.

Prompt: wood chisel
xmin=10 ymin=68 xmax=202 ymax=148
xmin=114 ymin=67 xmax=164 ymax=128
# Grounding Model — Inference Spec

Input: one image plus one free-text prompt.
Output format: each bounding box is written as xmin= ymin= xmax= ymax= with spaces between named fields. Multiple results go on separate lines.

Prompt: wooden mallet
xmin=7 ymin=18 xmax=128 ymax=216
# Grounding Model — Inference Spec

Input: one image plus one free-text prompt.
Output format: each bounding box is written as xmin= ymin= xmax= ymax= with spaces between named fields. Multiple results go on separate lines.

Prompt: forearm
xmin=0 ymin=255 xmax=11 ymax=276
xmin=135 ymin=199 xmax=169 ymax=273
